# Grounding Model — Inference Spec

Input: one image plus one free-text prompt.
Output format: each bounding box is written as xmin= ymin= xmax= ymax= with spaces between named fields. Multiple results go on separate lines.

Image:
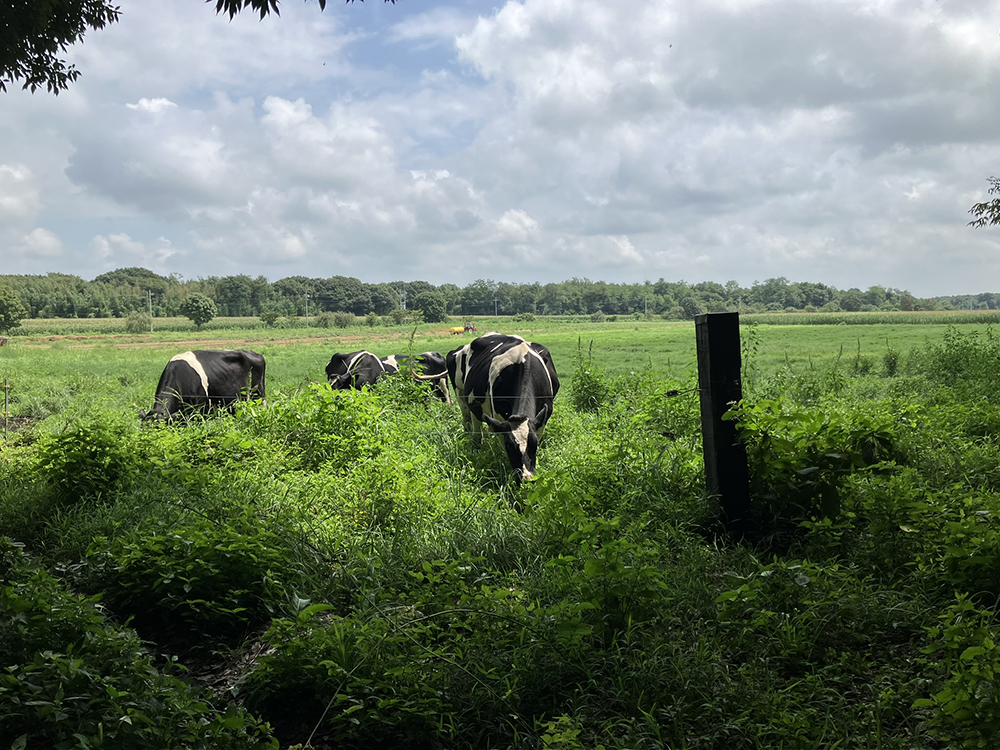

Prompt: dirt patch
xmin=1 ymin=415 xmax=40 ymax=436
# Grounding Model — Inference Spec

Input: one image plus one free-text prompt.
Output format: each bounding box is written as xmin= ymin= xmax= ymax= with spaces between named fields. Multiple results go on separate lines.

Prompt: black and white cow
xmin=325 ymin=351 xmax=388 ymax=390
xmin=140 ymin=349 xmax=266 ymax=421
xmin=381 ymin=352 xmax=452 ymax=403
xmin=447 ymin=333 xmax=559 ymax=480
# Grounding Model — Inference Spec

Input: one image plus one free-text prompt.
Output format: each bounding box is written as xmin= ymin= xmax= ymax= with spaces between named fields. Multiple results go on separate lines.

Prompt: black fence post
xmin=695 ymin=312 xmax=752 ymax=536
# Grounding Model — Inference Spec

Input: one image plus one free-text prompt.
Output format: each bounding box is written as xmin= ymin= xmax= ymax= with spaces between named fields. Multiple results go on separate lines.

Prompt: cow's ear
xmin=533 ymin=403 xmax=552 ymax=427
xmin=483 ymin=414 xmax=506 ymax=432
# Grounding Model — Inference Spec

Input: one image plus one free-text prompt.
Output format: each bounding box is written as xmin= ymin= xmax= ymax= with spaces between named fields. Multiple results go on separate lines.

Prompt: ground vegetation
xmin=3 ymin=320 xmax=1000 ymax=747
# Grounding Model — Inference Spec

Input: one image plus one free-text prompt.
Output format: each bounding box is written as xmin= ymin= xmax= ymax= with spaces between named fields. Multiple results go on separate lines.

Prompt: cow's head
xmin=328 ymin=372 xmax=351 ymax=390
xmin=483 ymin=404 xmax=552 ymax=481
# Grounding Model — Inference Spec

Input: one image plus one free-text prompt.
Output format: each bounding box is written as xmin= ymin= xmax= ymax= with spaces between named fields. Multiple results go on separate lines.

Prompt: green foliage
xmin=0 ymin=538 xmax=276 ymax=748
xmin=411 ymin=291 xmax=448 ymax=323
xmin=0 ymin=0 xmax=121 ymax=94
xmin=730 ymin=399 xmax=897 ymax=528
xmin=11 ymin=320 xmax=1000 ymax=748
xmin=179 ymin=293 xmax=217 ymax=329
xmin=570 ymin=338 xmax=610 ymax=412
xmin=911 ymin=326 xmax=1000 ymax=399
xmin=513 ymin=312 xmax=535 ymax=322
xmin=88 ymin=509 xmax=294 ymax=645
xmin=259 ymin=307 xmax=281 ymax=327
xmin=249 ymin=384 xmax=386 ymax=471
xmin=125 ymin=309 xmax=152 ymax=333
xmin=365 ymin=311 xmax=379 ymax=327
xmin=332 ymin=311 xmax=354 ymax=328
xmin=35 ymin=413 xmax=137 ymax=502
xmin=0 ymin=284 xmax=28 ymax=334
xmin=916 ymin=596 xmax=1000 ymax=748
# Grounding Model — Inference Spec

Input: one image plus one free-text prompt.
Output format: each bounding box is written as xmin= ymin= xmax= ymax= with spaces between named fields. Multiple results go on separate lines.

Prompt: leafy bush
xmin=125 ymin=309 xmax=152 ymax=333
xmin=259 ymin=307 xmax=281 ymax=327
xmin=35 ymin=414 xmax=138 ymax=502
xmin=513 ymin=312 xmax=536 ymax=322
xmin=88 ymin=508 xmax=295 ymax=646
xmin=916 ymin=596 xmax=1000 ymax=748
xmin=0 ymin=538 xmax=276 ymax=749
xmin=570 ymin=339 xmax=611 ymax=412
xmin=332 ymin=312 xmax=354 ymax=328
xmin=729 ymin=399 xmax=897 ymax=530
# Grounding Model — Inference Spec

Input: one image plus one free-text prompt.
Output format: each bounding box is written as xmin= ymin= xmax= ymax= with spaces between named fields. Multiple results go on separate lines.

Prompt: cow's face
xmin=484 ymin=414 xmax=540 ymax=481
xmin=328 ymin=371 xmax=351 ymax=389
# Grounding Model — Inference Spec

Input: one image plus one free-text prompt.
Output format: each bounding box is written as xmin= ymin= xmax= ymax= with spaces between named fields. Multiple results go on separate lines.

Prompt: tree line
xmin=0 ymin=267 xmax=995 ymax=324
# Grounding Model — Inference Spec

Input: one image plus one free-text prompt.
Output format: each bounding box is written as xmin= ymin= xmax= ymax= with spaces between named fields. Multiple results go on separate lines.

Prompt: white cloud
xmin=90 ymin=233 xmax=180 ymax=269
xmin=125 ymin=97 xmax=178 ymax=114
xmin=1 ymin=0 xmax=1000 ymax=293
xmin=0 ymin=164 xmax=41 ymax=222
xmin=18 ymin=228 xmax=64 ymax=257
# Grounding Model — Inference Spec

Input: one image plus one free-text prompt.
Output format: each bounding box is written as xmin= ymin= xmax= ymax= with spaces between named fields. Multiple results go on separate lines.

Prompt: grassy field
xmin=0 ymin=316 xmax=993 ymax=420
xmin=5 ymin=316 xmax=1000 ymax=747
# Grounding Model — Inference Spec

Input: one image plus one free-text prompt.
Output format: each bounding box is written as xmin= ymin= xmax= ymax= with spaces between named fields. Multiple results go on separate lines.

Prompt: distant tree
xmin=124 ymin=310 xmax=151 ymax=334
xmin=2 ymin=0 xmax=394 ymax=95
xmin=260 ymin=307 xmax=281 ymax=327
xmin=368 ymin=284 xmax=399 ymax=315
xmin=0 ymin=285 xmax=28 ymax=334
xmin=411 ymin=291 xmax=448 ymax=323
xmin=969 ymin=177 xmax=1000 ymax=228
xmin=679 ymin=296 xmax=705 ymax=320
xmin=92 ymin=267 xmax=169 ymax=292
xmin=900 ymin=293 xmax=916 ymax=312
xmin=838 ymin=289 xmax=864 ymax=312
xmin=179 ymin=293 xmax=217 ymax=330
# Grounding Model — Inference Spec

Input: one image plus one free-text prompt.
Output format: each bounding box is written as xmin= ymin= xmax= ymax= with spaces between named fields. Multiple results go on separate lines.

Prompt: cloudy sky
xmin=2 ymin=0 xmax=1000 ymax=295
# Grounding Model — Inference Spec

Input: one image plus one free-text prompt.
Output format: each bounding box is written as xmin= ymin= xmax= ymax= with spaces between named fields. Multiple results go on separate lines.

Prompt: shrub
xmin=260 ymin=308 xmax=281 ymax=327
xmin=125 ymin=310 xmax=152 ymax=333
xmin=513 ymin=312 xmax=535 ymax=322
xmin=365 ymin=312 xmax=379 ymax=327
xmin=0 ymin=539 xmax=276 ymax=749
xmin=35 ymin=414 xmax=137 ymax=502
xmin=730 ymin=399 xmax=897 ymax=530
xmin=89 ymin=508 xmax=295 ymax=645
xmin=570 ymin=339 xmax=611 ymax=412
xmin=590 ymin=311 xmax=606 ymax=323
xmin=332 ymin=312 xmax=354 ymax=328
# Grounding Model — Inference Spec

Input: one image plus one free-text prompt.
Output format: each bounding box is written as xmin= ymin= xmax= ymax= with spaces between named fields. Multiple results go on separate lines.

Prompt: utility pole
xmin=494 ymin=298 xmax=498 ymax=317
xmin=644 ymin=296 xmax=648 ymax=315
xmin=304 ymin=293 xmax=310 ymax=326
xmin=398 ymin=289 xmax=407 ymax=311
xmin=147 ymin=290 xmax=154 ymax=333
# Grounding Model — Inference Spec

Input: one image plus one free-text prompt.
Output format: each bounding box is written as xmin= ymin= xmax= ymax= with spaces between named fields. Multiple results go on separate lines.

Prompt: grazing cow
xmin=140 ymin=350 xmax=266 ymax=421
xmin=447 ymin=333 xmax=559 ymax=480
xmin=325 ymin=351 xmax=388 ymax=390
xmin=381 ymin=352 xmax=452 ymax=403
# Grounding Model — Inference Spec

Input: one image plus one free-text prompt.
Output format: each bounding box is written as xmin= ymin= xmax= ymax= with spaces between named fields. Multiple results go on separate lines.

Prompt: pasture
xmin=3 ymin=317 xmax=1000 ymax=748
